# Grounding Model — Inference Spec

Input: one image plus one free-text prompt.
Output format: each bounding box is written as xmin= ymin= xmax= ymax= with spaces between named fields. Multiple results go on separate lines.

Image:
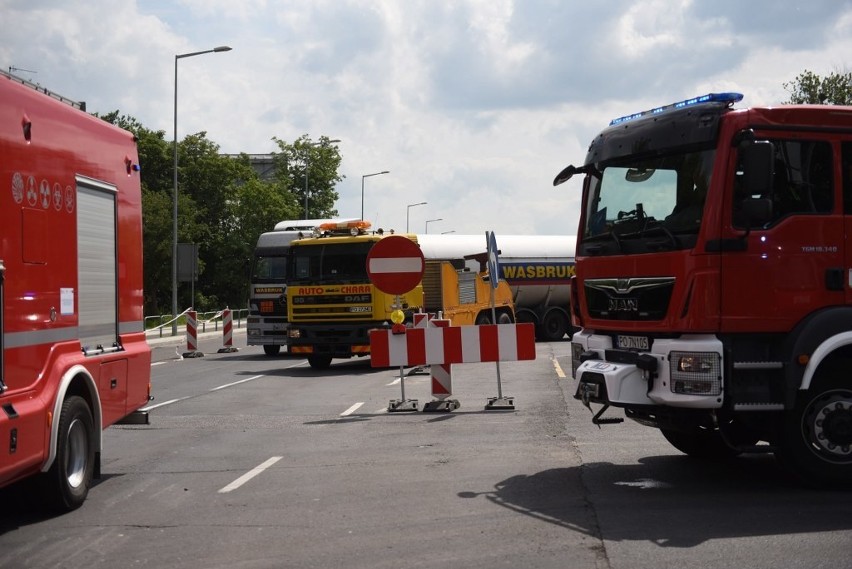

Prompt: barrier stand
xmin=387 ymin=297 xmax=418 ymax=412
xmin=421 ymin=316 xmax=460 ymax=412
xmin=217 ymin=307 xmax=239 ymax=353
xmin=182 ymin=310 xmax=204 ymax=358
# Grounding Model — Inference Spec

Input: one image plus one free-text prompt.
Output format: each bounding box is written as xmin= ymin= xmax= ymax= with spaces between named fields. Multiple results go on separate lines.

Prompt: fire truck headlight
xmin=670 ymin=351 xmax=721 ymax=395
xmin=288 ymin=329 xmax=302 ymax=339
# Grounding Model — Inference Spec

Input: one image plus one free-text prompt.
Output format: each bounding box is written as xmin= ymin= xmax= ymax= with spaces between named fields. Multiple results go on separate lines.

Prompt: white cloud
xmin=3 ymin=0 xmax=850 ymax=236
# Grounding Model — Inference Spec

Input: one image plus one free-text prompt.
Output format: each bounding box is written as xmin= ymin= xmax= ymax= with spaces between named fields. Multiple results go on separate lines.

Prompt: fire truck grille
xmin=584 ymin=277 xmax=674 ymax=321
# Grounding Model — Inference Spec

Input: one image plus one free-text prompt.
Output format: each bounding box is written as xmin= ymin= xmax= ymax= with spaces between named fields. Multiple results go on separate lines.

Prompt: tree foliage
xmin=783 ymin=69 xmax=852 ymax=105
xmin=97 ymin=111 xmax=342 ymax=315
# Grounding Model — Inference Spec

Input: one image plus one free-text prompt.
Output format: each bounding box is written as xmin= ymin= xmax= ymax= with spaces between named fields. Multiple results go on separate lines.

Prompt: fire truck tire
xmin=776 ymin=376 xmax=852 ymax=487
xmin=659 ymin=427 xmax=740 ymax=459
xmin=43 ymin=396 xmax=95 ymax=512
xmin=263 ymin=345 xmax=281 ymax=356
xmin=307 ymin=355 xmax=332 ymax=369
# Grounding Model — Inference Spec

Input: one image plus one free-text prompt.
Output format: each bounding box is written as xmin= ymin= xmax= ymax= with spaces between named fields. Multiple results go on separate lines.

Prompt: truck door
xmin=720 ymin=136 xmax=842 ymax=332
xmin=843 ymin=142 xmax=852 ymax=305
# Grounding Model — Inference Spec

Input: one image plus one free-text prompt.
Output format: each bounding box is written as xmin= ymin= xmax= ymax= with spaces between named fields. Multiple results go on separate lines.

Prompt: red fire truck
xmin=1 ymin=70 xmax=151 ymax=510
xmin=556 ymin=92 xmax=852 ymax=485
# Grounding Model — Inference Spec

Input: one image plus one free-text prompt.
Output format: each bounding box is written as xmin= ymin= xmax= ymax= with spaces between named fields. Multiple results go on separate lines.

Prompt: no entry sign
xmin=366 ymin=235 xmax=425 ymax=295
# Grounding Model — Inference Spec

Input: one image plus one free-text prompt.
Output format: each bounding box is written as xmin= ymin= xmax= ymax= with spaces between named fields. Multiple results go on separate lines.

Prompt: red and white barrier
xmin=186 ymin=310 xmax=198 ymax=352
xmin=182 ymin=310 xmax=204 ymax=357
xmin=217 ymin=308 xmax=239 ymax=353
xmin=369 ymin=322 xmax=536 ymax=368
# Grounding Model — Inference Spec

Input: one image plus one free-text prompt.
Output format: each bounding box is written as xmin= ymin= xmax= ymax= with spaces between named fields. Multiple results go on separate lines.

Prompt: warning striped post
xmin=218 ymin=307 xmax=239 ymax=353
xmin=183 ymin=310 xmax=204 ymax=358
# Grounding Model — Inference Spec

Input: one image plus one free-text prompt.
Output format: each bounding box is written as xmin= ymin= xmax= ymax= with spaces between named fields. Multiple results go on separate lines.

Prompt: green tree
xmin=97 ymin=112 xmax=347 ymax=315
xmin=783 ymin=69 xmax=852 ymax=105
xmin=272 ymin=135 xmax=344 ymax=219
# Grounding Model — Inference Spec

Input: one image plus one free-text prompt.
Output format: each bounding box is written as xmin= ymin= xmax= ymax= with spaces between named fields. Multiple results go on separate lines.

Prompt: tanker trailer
xmin=416 ymin=234 xmax=576 ymax=341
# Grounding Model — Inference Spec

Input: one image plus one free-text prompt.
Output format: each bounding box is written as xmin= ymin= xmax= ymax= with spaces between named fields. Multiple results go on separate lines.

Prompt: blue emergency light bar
xmin=609 ymin=92 xmax=744 ymax=126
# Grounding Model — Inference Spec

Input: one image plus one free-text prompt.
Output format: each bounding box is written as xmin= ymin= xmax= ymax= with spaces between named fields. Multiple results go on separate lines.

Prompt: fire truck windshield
xmin=582 ymin=149 xmax=715 ymax=254
xmin=289 ymin=242 xmax=373 ymax=284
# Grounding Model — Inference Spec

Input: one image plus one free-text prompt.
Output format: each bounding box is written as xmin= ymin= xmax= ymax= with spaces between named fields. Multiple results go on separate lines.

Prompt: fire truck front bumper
xmin=571 ymin=330 xmax=725 ymax=409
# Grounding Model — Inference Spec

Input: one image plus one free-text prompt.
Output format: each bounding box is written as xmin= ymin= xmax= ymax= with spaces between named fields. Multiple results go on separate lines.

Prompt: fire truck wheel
xmin=659 ymin=427 xmax=740 ymax=459
xmin=263 ymin=345 xmax=281 ymax=356
xmin=307 ymin=355 xmax=332 ymax=370
xmin=777 ymin=379 xmax=852 ymax=487
xmin=43 ymin=396 xmax=95 ymax=511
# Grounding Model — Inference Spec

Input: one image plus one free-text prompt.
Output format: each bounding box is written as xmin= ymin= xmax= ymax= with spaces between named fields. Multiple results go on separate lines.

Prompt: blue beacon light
xmin=609 ymin=92 xmax=744 ymax=126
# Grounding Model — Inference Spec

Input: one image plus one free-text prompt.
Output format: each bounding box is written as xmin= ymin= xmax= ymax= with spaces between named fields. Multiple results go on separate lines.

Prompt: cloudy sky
xmin=4 ymin=0 xmax=851 ymax=236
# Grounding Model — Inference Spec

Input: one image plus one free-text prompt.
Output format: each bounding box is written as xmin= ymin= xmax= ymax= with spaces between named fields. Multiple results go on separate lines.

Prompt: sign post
xmin=485 ymin=231 xmax=514 ymax=410
xmin=366 ymin=235 xmax=425 ymax=412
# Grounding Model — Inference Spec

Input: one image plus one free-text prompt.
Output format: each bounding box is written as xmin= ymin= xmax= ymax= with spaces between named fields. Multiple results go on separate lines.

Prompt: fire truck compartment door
xmin=77 ymin=179 xmax=118 ymax=351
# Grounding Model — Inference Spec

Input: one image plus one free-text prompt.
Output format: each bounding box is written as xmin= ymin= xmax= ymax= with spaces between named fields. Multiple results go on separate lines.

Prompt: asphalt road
xmin=1 ymin=330 xmax=850 ymax=569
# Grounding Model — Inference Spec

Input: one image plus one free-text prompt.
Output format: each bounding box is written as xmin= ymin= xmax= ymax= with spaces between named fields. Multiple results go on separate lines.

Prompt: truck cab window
xmin=735 ymin=139 xmax=833 ymax=227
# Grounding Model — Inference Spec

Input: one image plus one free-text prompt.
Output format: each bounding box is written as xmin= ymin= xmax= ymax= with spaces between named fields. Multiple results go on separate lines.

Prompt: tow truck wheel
xmin=659 ymin=427 xmax=740 ymax=459
xmin=307 ymin=355 xmax=332 ymax=370
xmin=263 ymin=345 xmax=281 ymax=356
xmin=475 ymin=313 xmax=492 ymax=325
xmin=776 ymin=373 xmax=852 ymax=487
xmin=43 ymin=395 xmax=95 ymax=512
xmin=497 ymin=311 xmax=514 ymax=325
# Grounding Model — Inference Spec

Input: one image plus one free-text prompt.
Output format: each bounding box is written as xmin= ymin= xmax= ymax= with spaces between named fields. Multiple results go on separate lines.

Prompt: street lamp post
xmin=172 ymin=45 xmax=231 ymax=334
xmin=406 ymin=201 xmax=427 ymax=233
xmin=425 ymin=218 xmax=443 ymax=234
xmin=303 ymin=138 xmax=340 ymax=219
xmin=361 ymin=170 xmax=389 ymax=220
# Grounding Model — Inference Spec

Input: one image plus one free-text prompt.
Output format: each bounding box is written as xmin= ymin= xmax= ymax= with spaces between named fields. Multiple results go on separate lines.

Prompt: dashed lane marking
xmin=218 ymin=456 xmax=282 ymax=493
xmin=340 ymin=402 xmax=364 ymax=416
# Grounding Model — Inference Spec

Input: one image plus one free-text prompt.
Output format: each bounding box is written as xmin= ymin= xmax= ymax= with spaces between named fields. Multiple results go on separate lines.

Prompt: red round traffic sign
xmin=366 ymin=235 xmax=425 ymax=295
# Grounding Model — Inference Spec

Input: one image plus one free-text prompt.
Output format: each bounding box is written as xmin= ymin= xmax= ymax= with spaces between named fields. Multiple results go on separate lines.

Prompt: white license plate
xmin=616 ymin=335 xmax=649 ymax=350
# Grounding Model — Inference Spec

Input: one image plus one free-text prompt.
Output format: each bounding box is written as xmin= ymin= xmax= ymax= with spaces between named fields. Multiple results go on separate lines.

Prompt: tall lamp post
xmin=425 ymin=218 xmax=443 ymax=234
xmin=406 ymin=201 xmax=427 ymax=233
xmin=172 ymin=45 xmax=231 ymax=333
xmin=361 ymin=170 xmax=389 ymax=220
xmin=303 ymin=138 xmax=340 ymax=219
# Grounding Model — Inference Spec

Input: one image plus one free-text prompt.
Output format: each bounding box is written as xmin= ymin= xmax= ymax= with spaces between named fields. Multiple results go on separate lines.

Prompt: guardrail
xmin=145 ymin=308 xmax=249 ymax=337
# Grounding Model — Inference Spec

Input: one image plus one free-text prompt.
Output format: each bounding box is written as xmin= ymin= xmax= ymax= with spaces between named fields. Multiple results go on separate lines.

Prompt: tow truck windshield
xmin=582 ymin=149 xmax=715 ymax=255
xmin=289 ymin=242 xmax=373 ymax=284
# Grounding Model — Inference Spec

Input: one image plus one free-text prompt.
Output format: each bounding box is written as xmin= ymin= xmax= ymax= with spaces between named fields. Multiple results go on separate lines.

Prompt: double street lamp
xmin=425 ymin=218 xmax=443 ymax=234
xmin=172 ymin=45 xmax=231 ymax=332
xmin=304 ymin=138 xmax=341 ymax=219
xmin=406 ymin=201 xmax=427 ymax=233
xmin=361 ymin=170 xmax=389 ymax=220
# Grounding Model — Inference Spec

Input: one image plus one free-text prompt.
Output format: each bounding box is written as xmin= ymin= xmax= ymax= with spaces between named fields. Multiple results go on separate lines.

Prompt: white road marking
xmin=210 ymin=374 xmax=264 ymax=391
xmin=340 ymin=402 xmax=364 ymax=416
xmin=151 ymin=361 xmax=168 ymax=367
xmin=218 ymin=456 xmax=282 ymax=493
xmin=140 ymin=398 xmax=186 ymax=411
xmin=386 ymin=378 xmax=401 ymax=386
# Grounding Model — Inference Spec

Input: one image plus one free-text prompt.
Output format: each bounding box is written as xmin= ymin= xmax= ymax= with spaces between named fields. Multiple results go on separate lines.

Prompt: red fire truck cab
xmin=1 ymin=70 xmax=151 ymax=510
xmin=557 ymin=92 xmax=852 ymax=485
